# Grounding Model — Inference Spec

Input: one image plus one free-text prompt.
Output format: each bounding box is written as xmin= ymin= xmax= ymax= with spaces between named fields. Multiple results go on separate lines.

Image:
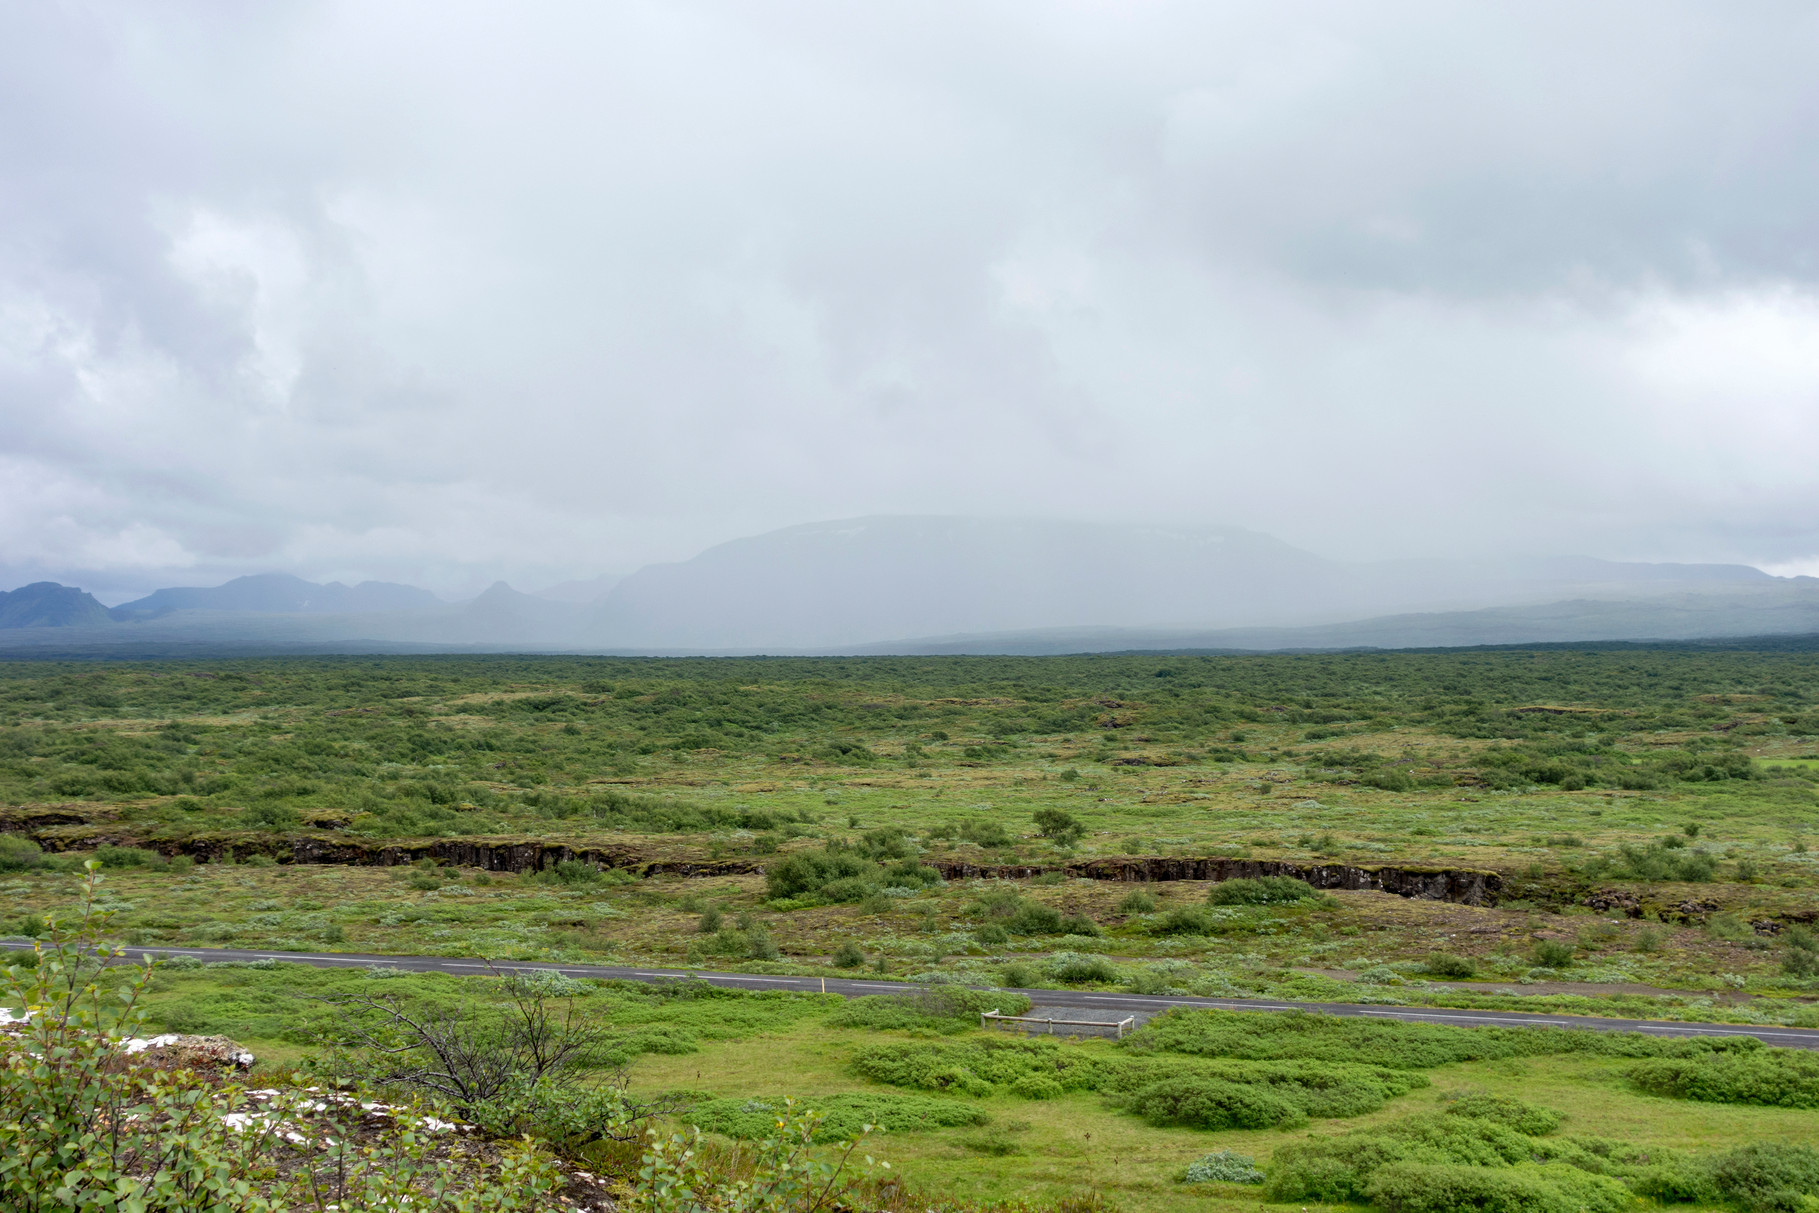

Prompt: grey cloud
xmin=3 ymin=0 xmax=1819 ymax=603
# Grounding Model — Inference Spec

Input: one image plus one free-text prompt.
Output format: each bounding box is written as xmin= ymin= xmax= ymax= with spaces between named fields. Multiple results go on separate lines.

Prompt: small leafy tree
xmin=0 ymin=863 xmax=569 ymax=1212
xmin=0 ymin=862 xmax=289 ymax=1211
xmin=1032 ymin=809 xmax=1086 ymax=846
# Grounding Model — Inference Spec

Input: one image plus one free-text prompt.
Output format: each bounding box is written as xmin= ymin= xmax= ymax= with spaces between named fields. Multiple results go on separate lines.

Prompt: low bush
xmin=1784 ymin=926 xmax=1819 ymax=979
xmin=94 ymin=844 xmax=165 ymax=869
xmin=1705 ymin=1143 xmax=1819 ymax=1212
xmin=1032 ymin=808 xmax=1086 ymax=845
xmin=1423 ymin=952 xmax=1476 ymax=979
xmin=826 ymin=987 xmax=1031 ymax=1034
xmin=1125 ymin=1076 xmax=1306 ymax=1130
xmin=831 ymin=940 xmax=865 ymax=968
xmin=1151 ymin=906 xmax=1221 ymax=936
xmin=1532 ymin=940 xmax=1575 ymax=968
xmin=850 ymin=1036 xmax=1426 ymax=1119
xmin=1011 ymin=1074 xmax=1063 ymax=1100
xmin=1003 ymin=902 xmax=1067 ymax=936
xmin=1206 ymin=876 xmax=1319 ymax=906
xmin=1264 ymin=1103 xmax=1561 ymax=1205
xmin=1364 ymin=1161 xmax=1631 ymax=1213
xmin=1626 ymin=1051 xmax=1819 ymax=1109
xmin=1181 ymin=1150 xmax=1264 ymax=1185
xmin=763 ymin=847 xmax=883 ymax=901
xmin=1117 ymin=888 xmax=1157 ymax=914
xmin=1046 ymin=953 xmax=1119 ymax=984
xmin=1444 ymin=1094 xmax=1562 ymax=1136
xmin=0 ymin=833 xmax=45 ymax=871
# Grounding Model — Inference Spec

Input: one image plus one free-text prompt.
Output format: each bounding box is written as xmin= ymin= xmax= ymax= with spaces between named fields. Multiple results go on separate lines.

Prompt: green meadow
xmin=5 ymin=646 xmax=1819 ymax=1208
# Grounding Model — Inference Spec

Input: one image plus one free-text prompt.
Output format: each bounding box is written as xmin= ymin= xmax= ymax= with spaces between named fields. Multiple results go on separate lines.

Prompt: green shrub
xmin=1532 ymin=940 xmax=1574 ymax=968
xmin=1424 ymin=952 xmax=1476 ymax=979
xmin=1032 ymin=808 xmax=1086 ymax=845
xmin=1626 ymin=1051 xmax=1819 ymax=1108
xmin=1047 ymin=953 xmax=1119 ymax=984
xmin=827 ymin=987 xmax=1031 ymax=1033
xmin=1706 ymin=1143 xmax=1819 ymax=1212
xmin=763 ymin=847 xmax=882 ymax=900
xmin=1207 ymin=876 xmax=1319 ymax=906
xmin=240 ymin=802 xmax=301 ymax=830
xmin=0 ymin=834 xmax=45 ymax=871
xmin=850 ymin=1035 xmax=1422 ymax=1120
xmin=1000 ymin=961 xmax=1039 ymax=988
xmin=1005 ymin=902 xmax=1065 ymax=935
xmin=1011 ymin=1074 xmax=1063 ymax=1100
xmin=1117 ymin=888 xmax=1157 ymax=914
xmin=1444 ymin=1095 xmax=1562 ymax=1136
xmin=94 ymin=844 xmax=163 ymax=869
xmin=1365 ymin=1161 xmax=1632 ymax=1213
xmin=1181 ymin=1150 xmax=1264 ymax=1185
xmin=1126 ymin=1076 xmax=1305 ymax=1130
xmin=1152 ymin=906 xmax=1221 ymax=935
xmin=1784 ymin=926 xmax=1819 ymax=978
xmin=831 ymin=940 xmax=864 ymax=968
xmin=550 ymin=859 xmax=601 ymax=884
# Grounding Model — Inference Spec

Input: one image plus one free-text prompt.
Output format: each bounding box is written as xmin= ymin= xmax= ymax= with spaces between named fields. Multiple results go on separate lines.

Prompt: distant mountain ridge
xmin=0 ymin=582 xmax=111 ymax=628
xmin=109 ymin=573 xmax=440 ymax=620
xmin=0 ymin=516 xmax=1812 ymax=653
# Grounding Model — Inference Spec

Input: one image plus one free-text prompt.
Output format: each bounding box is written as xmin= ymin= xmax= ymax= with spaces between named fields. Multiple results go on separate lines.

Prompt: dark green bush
xmin=0 ymin=834 xmax=44 ymax=872
xmin=1005 ymin=903 xmax=1064 ymax=935
xmin=240 ymin=802 xmax=301 ymax=830
xmin=1706 ymin=1144 xmax=1819 ymax=1212
xmin=1626 ymin=1052 xmax=1819 ymax=1109
xmin=1206 ymin=876 xmax=1318 ymax=906
xmin=1424 ymin=952 xmax=1476 ymax=979
xmin=1117 ymin=888 xmax=1157 ymax=914
xmin=831 ymin=940 xmax=864 ymax=968
xmin=1032 ymin=808 xmax=1086 ymax=845
xmin=1783 ymin=926 xmax=1819 ymax=978
xmin=1152 ymin=906 xmax=1221 ymax=935
xmin=1048 ymin=954 xmax=1118 ymax=984
xmin=826 ymin=987 xmax=1031 ymax=1034
xmin=1532 ymin=940 xmax=1574 ymax=968
xmin=1364 ymin=1162 xmax=1631 ymax=1213
xmin=94 ymin=845 xmax=163 ymax=870
xmin=1125 ymin=1076 xmax=1305 ymax=1130
xmin=1444 ymin=1095 xmax=1561 ymax=1136
xmin=763 ymin=847 xmax=881 ymax=900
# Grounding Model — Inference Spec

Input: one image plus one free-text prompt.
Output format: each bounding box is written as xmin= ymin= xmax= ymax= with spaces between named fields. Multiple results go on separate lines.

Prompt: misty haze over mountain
xmin=3 ymin=517 xmax=1814 ymax=655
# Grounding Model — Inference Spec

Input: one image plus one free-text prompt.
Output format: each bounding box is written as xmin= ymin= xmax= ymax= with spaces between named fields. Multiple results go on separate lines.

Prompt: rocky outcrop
xmin=935 ymin=856 xmax=1502 ymax=905
xmin=3 ymin=811 xmax=1496 ymax=902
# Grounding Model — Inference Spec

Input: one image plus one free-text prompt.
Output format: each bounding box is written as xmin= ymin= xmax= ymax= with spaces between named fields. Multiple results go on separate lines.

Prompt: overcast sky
xmin=4 ymin=1 xmax=1819 ymax=602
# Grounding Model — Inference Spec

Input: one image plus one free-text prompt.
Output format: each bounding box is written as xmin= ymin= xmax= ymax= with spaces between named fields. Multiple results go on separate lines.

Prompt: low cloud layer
xmin=4 ymin=1 xmax=1818 ymax=602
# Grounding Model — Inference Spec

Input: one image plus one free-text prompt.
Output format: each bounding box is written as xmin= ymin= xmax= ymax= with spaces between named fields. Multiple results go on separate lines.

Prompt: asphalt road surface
xmin=16 ymin=939 xmax=1819 ymax=1050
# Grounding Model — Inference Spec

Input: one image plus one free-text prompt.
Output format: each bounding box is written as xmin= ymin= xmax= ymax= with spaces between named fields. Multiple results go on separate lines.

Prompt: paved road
xmin=16 ymin=939 xmax=1819 ymax=1050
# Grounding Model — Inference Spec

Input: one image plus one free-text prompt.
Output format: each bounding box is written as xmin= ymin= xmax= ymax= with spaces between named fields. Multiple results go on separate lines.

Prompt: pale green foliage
xmin=632 ymin=1099 xmax=886 ymax=1213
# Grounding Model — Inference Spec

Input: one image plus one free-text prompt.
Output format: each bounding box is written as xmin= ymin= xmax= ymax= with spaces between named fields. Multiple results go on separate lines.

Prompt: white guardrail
xmin=980 ymin=1009 xmax=1137 ymax=1038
